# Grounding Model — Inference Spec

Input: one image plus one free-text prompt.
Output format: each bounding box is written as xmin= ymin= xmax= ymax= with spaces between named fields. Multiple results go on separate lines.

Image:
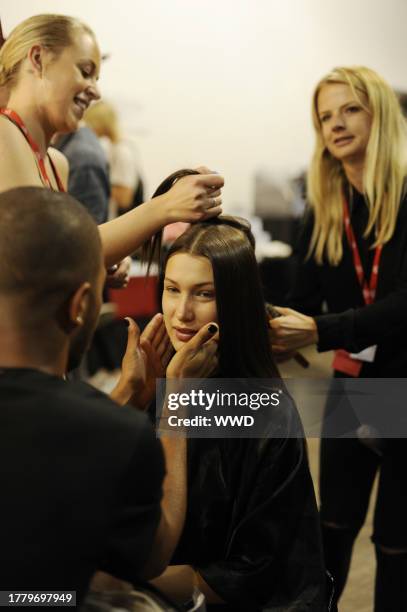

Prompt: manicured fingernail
xmin=208 ymin=324 xmax=218 ymax=334
xmin=124 ymin=318 xmax=130 ymax=327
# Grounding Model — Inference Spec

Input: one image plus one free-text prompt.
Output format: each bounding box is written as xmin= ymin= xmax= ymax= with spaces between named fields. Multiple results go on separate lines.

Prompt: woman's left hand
xmin=105 ymin=256 xmax=132 ymax=289
xmin=269 ymin=307 xmax=318 ymax=352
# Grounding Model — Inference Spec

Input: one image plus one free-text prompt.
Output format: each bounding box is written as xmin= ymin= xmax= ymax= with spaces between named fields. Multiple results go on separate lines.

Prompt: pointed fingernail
xmin=208 ymin=324 xmax=218 ymax=334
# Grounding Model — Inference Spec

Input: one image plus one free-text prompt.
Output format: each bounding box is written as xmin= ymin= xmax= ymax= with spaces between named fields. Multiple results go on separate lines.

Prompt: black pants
xmin=319 ymin=384 xmax=407 ymax=609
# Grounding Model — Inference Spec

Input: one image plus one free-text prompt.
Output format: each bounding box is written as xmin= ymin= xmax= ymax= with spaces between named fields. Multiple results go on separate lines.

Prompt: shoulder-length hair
xmin=163 ymin=214 xmax=279 ymax=378
xmin=308 ymin=65 xmax=407 ymax=265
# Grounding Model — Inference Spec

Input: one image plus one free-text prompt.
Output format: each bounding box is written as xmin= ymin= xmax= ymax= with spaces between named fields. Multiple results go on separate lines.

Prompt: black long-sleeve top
xmin=171 ymin=397 xmax=327 ymax=611
xmin=288 ymin=187 xmax=407 ymax=376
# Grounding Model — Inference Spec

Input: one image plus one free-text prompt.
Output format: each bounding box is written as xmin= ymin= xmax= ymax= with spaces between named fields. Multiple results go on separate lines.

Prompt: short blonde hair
xmin=307 ymin=66 xmax=407 ymax=265
xmin=0 ymin=14 xmax=96 ymax=89
xmin=84 ymin=101 xmax=120 ymax=143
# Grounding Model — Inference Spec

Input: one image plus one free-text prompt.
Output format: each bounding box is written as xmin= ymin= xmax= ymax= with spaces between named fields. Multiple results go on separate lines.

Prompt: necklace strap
xmin=0 ymin=108 xmax=65 ymax=192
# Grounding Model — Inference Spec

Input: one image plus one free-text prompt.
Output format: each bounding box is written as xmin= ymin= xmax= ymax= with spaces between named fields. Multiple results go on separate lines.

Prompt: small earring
xmin=76 ymin=315 xmax=83 ymax=325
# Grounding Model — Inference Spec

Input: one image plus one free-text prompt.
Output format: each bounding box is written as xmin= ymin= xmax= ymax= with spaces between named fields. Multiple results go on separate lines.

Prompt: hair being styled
xmin=0 ymin=14 xmax=96 ymax=89
xmin=143 ymin=169 xmax=201 ymax=273
xmin=308 ymin=66 xmax=407 ymax=265
xmin=0 ymin=187 xmax=101 ymax=324
xmin=163 ymin=216 xmax=279 ymax=378
xmin=84 ymin=101 xmax=120 ymax=143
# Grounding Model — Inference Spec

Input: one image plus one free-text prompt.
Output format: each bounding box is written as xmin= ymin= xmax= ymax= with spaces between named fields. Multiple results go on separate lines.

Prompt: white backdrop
xmin=3 ymin=0 xmax=407 ymax=211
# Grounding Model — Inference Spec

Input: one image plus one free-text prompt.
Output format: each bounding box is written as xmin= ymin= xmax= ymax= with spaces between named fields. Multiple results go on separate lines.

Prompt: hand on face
xmin=112 ymin=318 xmax=147 ymax=405
xmin=166 ymin=322 xmax=219 ymax=379
xmin=163 ymin=253 xmax=218 ymax=353
xmin=136 ymin=313 xmax=174 ymax=410
xmin=113 ymin=314 xmax=174 ymax=410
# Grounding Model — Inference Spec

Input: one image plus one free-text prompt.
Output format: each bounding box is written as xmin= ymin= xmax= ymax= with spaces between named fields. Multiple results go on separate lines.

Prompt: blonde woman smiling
xmin=270 ymin=66 xmax=407 ymax=610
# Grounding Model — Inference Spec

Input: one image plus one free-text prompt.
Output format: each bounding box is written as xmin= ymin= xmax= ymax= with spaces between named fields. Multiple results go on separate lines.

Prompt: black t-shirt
xmin=0 ymin=368 xmax=164 ymax=606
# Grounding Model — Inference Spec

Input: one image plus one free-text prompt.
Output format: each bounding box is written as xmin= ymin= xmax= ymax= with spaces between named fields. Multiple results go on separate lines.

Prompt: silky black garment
xmin=171 ymin=396 xmax=327 ymax=611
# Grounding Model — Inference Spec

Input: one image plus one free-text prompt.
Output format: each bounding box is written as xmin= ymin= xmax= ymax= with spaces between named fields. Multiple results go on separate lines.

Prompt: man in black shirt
xmin=0 ymin=187 xmax=216 ymax=606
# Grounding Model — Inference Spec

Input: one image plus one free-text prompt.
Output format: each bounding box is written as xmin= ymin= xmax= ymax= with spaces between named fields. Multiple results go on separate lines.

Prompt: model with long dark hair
xmin=138 ymin=170 xmax=328 ymax=610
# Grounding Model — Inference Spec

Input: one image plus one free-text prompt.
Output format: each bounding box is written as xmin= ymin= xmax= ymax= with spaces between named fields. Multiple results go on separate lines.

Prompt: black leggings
xmin=319 ymin=432 xmax=407 ymax=608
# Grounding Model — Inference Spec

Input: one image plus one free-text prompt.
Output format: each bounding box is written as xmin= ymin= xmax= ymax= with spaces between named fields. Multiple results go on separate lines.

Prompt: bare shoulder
xmin=0 ymin=117 xmax=42 ymax=191
xmin=48 ymin=147 xmax=69 ymax=191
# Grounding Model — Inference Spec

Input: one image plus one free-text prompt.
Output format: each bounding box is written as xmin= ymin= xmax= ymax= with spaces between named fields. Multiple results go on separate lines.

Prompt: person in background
xmin=54 ymin=125 xmax=132 ymax=378
xmin=397 ymin=90 xmax=407 ymax=119
xmin=270 ymin=66 xmax=407 ymax=611
xmin=84 ymin=100 xmax=144 ymax=217
xmin=55 ymin=124 xmax=110 ymax=224
xmin=0 ymin=14 xmax=223 ymax=269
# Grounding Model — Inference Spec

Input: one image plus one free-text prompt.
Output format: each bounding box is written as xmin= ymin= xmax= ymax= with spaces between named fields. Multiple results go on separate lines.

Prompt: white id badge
xmin=350 ymin=345 xmax=377 ymax=363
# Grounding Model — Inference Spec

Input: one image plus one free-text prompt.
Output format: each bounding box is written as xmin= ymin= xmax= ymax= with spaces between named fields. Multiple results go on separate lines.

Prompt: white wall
xmin=3 ymin=0 xmax=407 ymax=211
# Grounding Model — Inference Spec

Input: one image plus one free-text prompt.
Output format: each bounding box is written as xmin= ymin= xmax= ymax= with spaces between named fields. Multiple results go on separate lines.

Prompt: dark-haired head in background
xmin=0 ymin=186 xmax=104 ymax=372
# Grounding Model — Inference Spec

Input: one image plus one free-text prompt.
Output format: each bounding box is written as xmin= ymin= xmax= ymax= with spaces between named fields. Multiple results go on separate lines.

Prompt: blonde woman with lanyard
xmin=0 ymin=15 xmax=223 ymax=268
xmin=270 ymin=66 xmax=407 ymax=610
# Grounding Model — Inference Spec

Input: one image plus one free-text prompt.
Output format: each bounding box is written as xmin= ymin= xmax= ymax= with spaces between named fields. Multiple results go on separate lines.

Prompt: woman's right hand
xmin=160 ymin=173 xmax=224 ymax=223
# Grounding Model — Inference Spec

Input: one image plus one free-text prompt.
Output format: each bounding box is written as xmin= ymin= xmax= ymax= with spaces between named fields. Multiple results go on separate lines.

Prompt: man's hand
xmin=269 ymin=306 xmax=318 ymax=352
xmin=110 ymin=317 xmax=146 ymax=405
xmin=166 ymin=323 xmax=219 ymax=379
xmin=131 ymin=313 xmax=174 ymax=410
xmin=105 ymin=256 xmax=131 ymax=289
xmin=111 ymin=314 xmax=174 ymax=410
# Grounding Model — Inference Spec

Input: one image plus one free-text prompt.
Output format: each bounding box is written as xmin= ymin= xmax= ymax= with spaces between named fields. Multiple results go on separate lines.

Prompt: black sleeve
xmin=198 ymin=413 xmax=326 ymax=609
xmin=316 ymin=235 xmax=407 ymax=353
xmin=68 ymin=165 xmax=110 ymax=224
xmin=101 ymin=419 xmax=165 ymax=581
xmin=286 ymin=210 xmax=325 ymax=315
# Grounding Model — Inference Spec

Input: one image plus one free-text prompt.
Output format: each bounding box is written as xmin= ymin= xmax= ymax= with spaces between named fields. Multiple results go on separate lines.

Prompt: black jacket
xmin=288 ymin=188 xmax=407 ymax=376
xmin=171 ymin=394 xmax=327 ymax=611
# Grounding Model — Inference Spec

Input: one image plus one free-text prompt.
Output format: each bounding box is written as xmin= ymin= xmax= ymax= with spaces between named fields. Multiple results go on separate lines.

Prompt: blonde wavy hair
xmin=0 ymin=14 xmax=96 ymax=89
xmin=307 ymin=66 xmax=407 ymax=265
xmin=84 ymin=101 xmax=120 ymax=143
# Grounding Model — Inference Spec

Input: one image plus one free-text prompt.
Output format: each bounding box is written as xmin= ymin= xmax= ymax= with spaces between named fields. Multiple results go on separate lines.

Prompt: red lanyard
xmin=343 ymin=197 xmax=382 ymax=305
xmin=0 ymin=108 xmax=65 ymax=192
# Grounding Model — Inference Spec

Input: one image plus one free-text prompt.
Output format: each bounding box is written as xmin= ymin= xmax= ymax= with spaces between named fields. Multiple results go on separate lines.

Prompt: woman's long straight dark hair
xmin=152 ymin=176 xmax=278 ymax=379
